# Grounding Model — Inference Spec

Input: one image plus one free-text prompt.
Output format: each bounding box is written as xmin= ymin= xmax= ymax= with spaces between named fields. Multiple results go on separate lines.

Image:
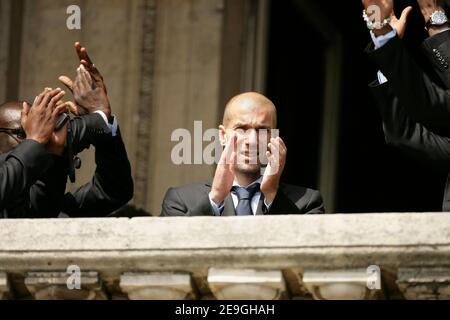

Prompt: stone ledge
xmin=0 ymin=213 xmax=448 ymax=299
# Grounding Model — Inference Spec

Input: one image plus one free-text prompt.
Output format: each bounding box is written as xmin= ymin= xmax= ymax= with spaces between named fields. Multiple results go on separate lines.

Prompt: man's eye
xmin=16 ymin=131 xmax=26 ymax=139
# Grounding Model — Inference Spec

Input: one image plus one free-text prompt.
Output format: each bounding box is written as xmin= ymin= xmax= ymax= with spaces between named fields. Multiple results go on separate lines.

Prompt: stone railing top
xmin=0 ymin=213 xmax=449 ymax=272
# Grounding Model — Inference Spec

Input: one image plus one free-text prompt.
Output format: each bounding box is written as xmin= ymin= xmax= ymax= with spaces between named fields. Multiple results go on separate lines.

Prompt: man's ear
xmin=219 ymin=125 xmax=227 ymax=146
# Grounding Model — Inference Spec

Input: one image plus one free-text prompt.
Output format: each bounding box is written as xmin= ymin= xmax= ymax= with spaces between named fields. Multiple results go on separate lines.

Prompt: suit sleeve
xmin=161 ymin=187 xmax=189 ymax=216
xmin=304 ymin=190 xmax=325 ymax=214
xmin=370 ymin=80 xmax=450 ymax=171
xmin=367 ymin=35 xmax=450 ymax=131
xmin=161 ymin=187 xmax=214 ymax=216
xmin=422 ymin=30 xmax=450 ymax=89
xmin=62 ymin=116 xmax=134 ymax=217
xmin=0 ymin=140 xmax=54 ymax=214
xmin=268 ymin=188 xmax=325 ymax=214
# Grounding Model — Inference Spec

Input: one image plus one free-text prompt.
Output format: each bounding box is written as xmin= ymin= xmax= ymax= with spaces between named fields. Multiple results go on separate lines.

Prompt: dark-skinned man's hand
xmin=58 ymin=42 xmax=111 ymax=120
xmin=46 ymin=121 xmax=68 ymax=156
xmin=21 ymin=88 xmax=68 ymax=146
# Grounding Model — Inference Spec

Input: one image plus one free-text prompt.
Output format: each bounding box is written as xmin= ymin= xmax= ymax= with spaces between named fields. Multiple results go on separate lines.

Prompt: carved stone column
xmin=25 ymin=271 xmax=106 ymax=300
xmin=303 ymin=269 xmax=382 ymax=300
xmin=120 ymin=272 xmax=195 ymax=300
xmin=397 ymin=267 xmax=450 ymax=299
xmin=207 ymin=269 xmax=286 ymax=300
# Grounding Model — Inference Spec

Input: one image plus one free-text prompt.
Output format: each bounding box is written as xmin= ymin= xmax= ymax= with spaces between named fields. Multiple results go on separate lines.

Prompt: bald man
xmin=161 ymin=92 xmax=324 ymax=216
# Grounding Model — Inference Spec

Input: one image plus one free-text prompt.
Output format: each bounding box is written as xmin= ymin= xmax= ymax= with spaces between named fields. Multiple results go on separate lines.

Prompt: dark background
xmin=266 ymin=0 xmax=447 ymax=212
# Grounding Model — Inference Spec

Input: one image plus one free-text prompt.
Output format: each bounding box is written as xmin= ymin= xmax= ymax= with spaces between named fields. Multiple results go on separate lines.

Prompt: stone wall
xmin=0 ymin=0 xmax=239 ymax=215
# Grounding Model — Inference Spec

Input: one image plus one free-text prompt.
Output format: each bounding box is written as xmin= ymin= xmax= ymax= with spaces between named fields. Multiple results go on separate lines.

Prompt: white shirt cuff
xmin=94 ymin=110 xmax=118 ymax=137
xmin=370 ymin=28 xmax=397 ymax=50
xmin=208 ymin=193 xmax=224 ymax=216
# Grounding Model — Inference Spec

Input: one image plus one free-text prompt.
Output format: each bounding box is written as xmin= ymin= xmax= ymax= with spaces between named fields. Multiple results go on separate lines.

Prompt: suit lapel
xmin=222 ymin=194 xmax=236 ymax=216
xmin=204 ymin=182 xmax=236 ymax=216
xmin=255 ymin=194 xmax=265 ymax=215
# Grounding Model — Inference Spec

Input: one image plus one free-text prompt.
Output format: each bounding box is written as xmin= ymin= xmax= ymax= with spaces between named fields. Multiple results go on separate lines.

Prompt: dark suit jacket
xmin=370 ymin=80 xmax=450 ymax=211
xmin=367 ymin=32 xmax=450 ymax=135
xmin=367 ymin=31 xmax=450 ymax=211
xmin=161 ymin=181 xmax=324 ymax=216
xmin=0 ymin=113 xmax=133 ymax=218
xmin=422 ymin=30 xmax=450 ymax=89
xmin=0 ymin=140 xmax=55 ymax=217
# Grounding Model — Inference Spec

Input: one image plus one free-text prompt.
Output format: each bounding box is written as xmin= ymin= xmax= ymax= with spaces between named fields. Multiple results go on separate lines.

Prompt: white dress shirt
xmin=209 ymin=176 xmax=273 ymax=216
xmin=370 ymin=28 xmax=397 ymax=84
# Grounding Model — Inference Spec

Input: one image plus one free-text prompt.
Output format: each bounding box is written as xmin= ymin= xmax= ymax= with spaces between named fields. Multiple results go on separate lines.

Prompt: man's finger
xmin=80 ymin=65 xmax=94 ymax=88
xmin=269 ymin=140 xmax=281 ymax=163
xmin=65 ymin=101 xmax=78 ymax=115
xmin=221 ymin=132 xmax=236 ymax=165
xmin=277 ymin=137 xmax=287 ymax=154
xmin=34 ymin=89 xmax=48 ymax=107
xmin=76 ymin=67 xmax=88 ymax=91
xmin=48 ymin=91 xmax=66 ymax=109
xmin=52 ymin=104 xmax=68 ymax=120
xmin=229 ymin=150 xmax=237 ymax=173
xmin=399 ymin=6 xmax=413 ymax=23
xmin=80 ymin=47 xmax=94 ymax=66
xmin=269 ymin=138 xmax=280 ymax=153
xmin=58 ymin=75 xmax=74 ymax=92
xmin=22 ymin=102 xmax=30 ymax=117
xmin=75 ymin=42 xmax=84 ymax=62
xmin=80 ymin=59 xmax=103 ymax=82
xmin=39 ymin=89 xmax=59 ymax=109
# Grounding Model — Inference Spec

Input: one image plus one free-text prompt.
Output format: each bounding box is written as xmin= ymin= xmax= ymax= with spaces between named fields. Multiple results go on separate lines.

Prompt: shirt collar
xmin=232 ymin=176 xmax=263 ymax=188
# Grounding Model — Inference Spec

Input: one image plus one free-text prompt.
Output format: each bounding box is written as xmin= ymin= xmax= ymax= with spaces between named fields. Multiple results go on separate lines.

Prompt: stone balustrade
xmin=0 ymin=213 xmax=449 ymax=300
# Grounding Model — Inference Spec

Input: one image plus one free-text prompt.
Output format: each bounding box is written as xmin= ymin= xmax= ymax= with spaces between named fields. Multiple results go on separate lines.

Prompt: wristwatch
xmin=425 ymin=10 xmax=449 ymax=30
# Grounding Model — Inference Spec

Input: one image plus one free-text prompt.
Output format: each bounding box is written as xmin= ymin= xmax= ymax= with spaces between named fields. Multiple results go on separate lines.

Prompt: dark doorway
xmin=266 ymin=0 xmax=324 ymax=191
xmin=266 ymin=0 xmax=446 ymax=212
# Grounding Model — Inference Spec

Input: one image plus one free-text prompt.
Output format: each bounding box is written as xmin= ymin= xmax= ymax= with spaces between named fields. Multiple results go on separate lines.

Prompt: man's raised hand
xmin=58 ymin=42 xmax=111 ymax=119
xmin=362 ymin=0 xmax=412 ymax=38
xmin=260 ymin=137 xmax=287 ymax=205
xmin=21 ymin=88 xmax=68 ymax=146
xmin=209 ymin=133 xmax=237 ymax=206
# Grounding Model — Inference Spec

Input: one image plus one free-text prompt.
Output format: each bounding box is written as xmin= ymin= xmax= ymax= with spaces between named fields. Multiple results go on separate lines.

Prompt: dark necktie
xmin=232 ymin=183 xmax=260 ymax=216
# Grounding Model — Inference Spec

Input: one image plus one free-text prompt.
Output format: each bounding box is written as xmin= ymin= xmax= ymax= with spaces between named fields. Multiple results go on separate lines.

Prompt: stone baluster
xmin=207 ymin=268 xmax=286 ymax=300
xmin=25 ymin=271 xmax=106 ymax=300
xmin=302 ymin=268 xmax=382 ymax=300
xmin=120 ymin=272 xmax=195 ymax=300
